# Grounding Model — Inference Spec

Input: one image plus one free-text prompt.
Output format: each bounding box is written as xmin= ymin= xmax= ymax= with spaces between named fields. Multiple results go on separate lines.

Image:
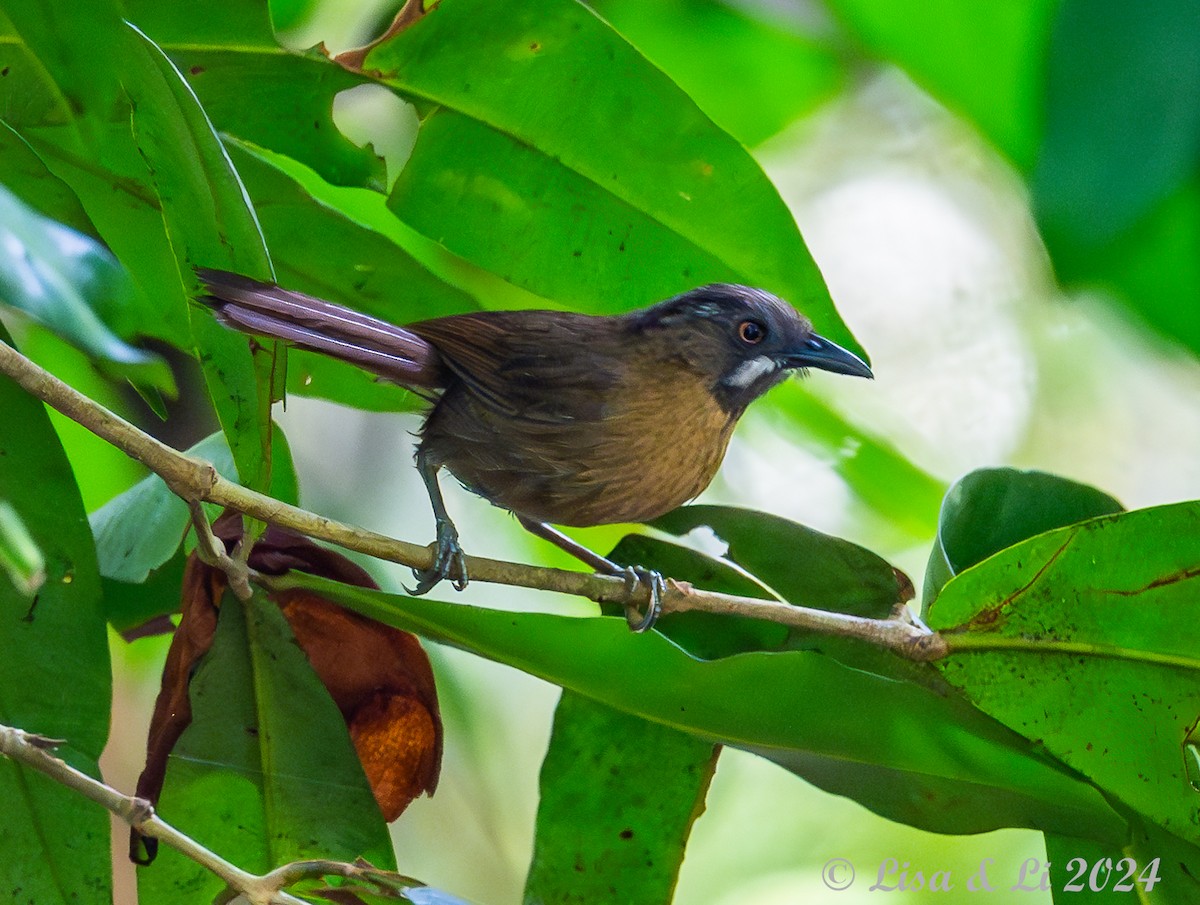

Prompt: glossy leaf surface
xmin=525 ymin=691 xmax=717 ymax=904
xmin=288 ymin=573 xmax=1125 ymax=842
xmin=371 ymin=0 xmax=861 ymax=354
xmin=930 ymin=503 xmax=1200 ymax=847
xmin=140 ymin=591 xmax=396 ymax=902
xmin=0 ymin=322 xmax=110 ymax=905
xmin=924 ymin=468 xmax=1124 ymax=605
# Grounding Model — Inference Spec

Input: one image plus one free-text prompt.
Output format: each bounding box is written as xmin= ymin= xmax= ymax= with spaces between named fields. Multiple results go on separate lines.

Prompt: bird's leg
xmin=516 ymin=517 xmax=665 ymax=633
xmin=409 ymin=449 xmax=468 ymax=595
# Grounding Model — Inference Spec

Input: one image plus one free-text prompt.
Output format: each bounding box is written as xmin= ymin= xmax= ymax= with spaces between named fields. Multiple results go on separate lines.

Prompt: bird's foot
xmin=622 ymin=566 xmax=666 ymax=633
xmin=407 ymin=518 xmax=468 ymax=595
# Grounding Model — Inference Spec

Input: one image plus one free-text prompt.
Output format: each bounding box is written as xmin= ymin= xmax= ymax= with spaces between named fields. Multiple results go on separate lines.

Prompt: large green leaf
xmin=1044 ymin=822 xmax=1200 ymax=904
xmin=1033 ymin=0 xmax=1200 ymax=250
xmin=924 ymin=468 xmax=1124 ymax=606
xmin=930 ymin=502 xmax=1200 ymax=848
xmin=653 ymin=504 xmax=903 ymax=618
xmin=284 ymin=574 xmax=1125 ymax=842
xmin=140 ymin=590 xmax=396 ymax=902
xmin=0 ymin=122 xmax=95 ymax=236
xmin=590 ymin=0 xmax=845 ymax=147
xmin=123 ymin=23 xmax=278 ymax=494
xmin=370 ymin=0 xmax=861 ymax=354
xmin=0 ymin=4 xmax=196 ymax=350
xmin=1031 ymin=0 xmax=1200 ymax=360
xmin=0 ymin=183 xmax=174 ymax=391
xmin=825 ymin=0 xmax=1060 ymax=168
xmin=0 ymin=5 xmax=196 ymax=351
xmin=0 ymin=0 xmax=124 ymax=150
xmin=0 ymin=323 xmax=111 ymax=905
xmin=643 ymin=505 xmax=919 ymax=683
xmin=124 ymin=0 xmax=384 ymax=188
xmin=525 ymin=691 xmax=717 ymax=904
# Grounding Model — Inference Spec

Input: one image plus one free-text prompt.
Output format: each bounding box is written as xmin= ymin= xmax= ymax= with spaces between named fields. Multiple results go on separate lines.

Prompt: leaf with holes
xmin=930 ymin=502 xmax=1200 ymax=847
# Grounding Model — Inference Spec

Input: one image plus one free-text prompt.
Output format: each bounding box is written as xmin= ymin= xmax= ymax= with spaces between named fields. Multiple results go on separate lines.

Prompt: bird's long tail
xmin=195 ymin=268 xmax=445 ymax=388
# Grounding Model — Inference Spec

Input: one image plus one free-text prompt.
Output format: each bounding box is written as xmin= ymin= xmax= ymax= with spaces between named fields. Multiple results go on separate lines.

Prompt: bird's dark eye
xmin=738 ymin=320 xmax=766 ymax=344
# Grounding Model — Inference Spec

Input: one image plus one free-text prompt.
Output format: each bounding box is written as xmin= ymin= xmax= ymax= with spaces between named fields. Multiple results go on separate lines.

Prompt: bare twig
xmin=187 ymin=500 xmax=252 ymax=600
xmin=0 ymin=724 xmax=308 ymax=905
xmin=0 ymin=338 xmax=947 ymax=661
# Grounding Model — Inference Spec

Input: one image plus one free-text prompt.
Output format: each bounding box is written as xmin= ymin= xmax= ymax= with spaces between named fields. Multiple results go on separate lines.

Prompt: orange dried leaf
xmin=132 ymin=511 xmax=442 ymax=864
xmin=279 ymin=594 xmax=442 ymax=819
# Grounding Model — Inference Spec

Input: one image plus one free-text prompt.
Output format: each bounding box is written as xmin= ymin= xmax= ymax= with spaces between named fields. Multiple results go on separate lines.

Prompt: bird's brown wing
xmin=407 ymin=311 xmax=625 ymax=423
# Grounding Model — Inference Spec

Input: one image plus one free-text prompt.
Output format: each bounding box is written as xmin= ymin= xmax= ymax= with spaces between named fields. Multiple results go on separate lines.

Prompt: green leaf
xmin=123 ymin=22 xmax=277 ymax=494
xmin=1033 ymin=0 xmax=1200 ymax=249
xmin=929 ymin=502 xmax=1200 ymax=847
xmin=924 ymin=467 xmax=1124 ymax=605
xmin=605 ymin=533 xmax=789 ymax=660
xmin=372 ymin=0 xmax=862 ymax=355
xmin=124 ymin=0 xmax=385 ymax=188
xmin=825 ymin=0 xmax=1060 ymax=168
xmin=1045 ymin=835 xmax=1137 ymax=902
xmin=17 ymin=324 xmax=151 ymax=513
xmin=0 ymin=0 xmax=125 ymax=150
xmin=1030 ymin=1 xmax=1200 ymax=359
xmin=286 ymin=574 xmax=1127 ymax=842
xmin=589 ymin=0 xmax=845 ymax=146
xmin=140 ymin=591 xmax=396 ymax=903
xmin=0 ymin=500 xmax=45 ymax=598
xmin=0 ymin=108 xmax=192 ymax=355
xmin=101 ymin=549 xmax=187 ymax=636
xmin=0 ymin=183 xmax=175 ymax=392
xmin=525 ymin=691 xmax=717 ymax=905
xmin=643 ymin=505 xmax=916 ymax=680
xmin=654 ymin=504 xmax=903 ymax=618
xmin=0 ymin=322 xmax=111 ymax=905
xmin=0 ymin=0 xmax=197 ymax=354
xmin=0 ymin=122 xmax=95 ymax=236
xmin=1049 ymin=176 xmax=1200 ymax=359
xmin=1045 ymin=816 xmax=1200 ymax=903
xmin=90 ymin=426 xmax=297 ymax=585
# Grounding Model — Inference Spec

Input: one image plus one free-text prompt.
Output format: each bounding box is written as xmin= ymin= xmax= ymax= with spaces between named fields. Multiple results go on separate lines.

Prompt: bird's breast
xmin=420 ymin=362 xmax=738 ymax=527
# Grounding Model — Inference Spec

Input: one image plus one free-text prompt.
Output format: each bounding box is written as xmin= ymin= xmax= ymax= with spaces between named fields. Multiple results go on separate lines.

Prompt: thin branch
xmin=0 ymin=338 xmax=948 ymax=661
xmin=188 ymin=499 xmax=252 ymax=600
xmin=0 ymin=724 xmax=307 ymax=905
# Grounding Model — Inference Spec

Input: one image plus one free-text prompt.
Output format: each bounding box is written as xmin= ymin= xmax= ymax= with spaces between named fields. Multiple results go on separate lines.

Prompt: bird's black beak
xmin=781 ymin=334 xmax=873 ymax=378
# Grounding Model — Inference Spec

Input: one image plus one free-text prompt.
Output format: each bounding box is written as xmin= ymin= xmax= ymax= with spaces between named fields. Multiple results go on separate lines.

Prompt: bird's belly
xmin=425 ymin=382 xmax=736 ymax=527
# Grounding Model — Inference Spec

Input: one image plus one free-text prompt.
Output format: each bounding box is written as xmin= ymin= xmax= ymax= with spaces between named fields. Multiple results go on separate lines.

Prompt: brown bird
xmin=197 ymin=270 xmax=872 ymax=629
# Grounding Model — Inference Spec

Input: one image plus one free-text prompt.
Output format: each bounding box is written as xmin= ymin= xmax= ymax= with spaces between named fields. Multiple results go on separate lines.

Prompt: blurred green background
xmin=75 ymin=0 xmax=1200 ymax=902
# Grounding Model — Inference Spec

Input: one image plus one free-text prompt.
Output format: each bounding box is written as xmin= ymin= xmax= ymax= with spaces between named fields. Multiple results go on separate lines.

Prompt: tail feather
xmin=196 ymin=269 xmax=446 ymax=389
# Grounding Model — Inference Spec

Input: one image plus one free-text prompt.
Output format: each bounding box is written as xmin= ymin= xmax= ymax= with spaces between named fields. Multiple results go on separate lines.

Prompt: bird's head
xmin=627 ymin=284 xmax=872 ymax=414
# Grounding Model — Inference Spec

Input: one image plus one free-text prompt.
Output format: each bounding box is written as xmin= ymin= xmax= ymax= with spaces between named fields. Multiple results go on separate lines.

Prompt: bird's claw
xmin=406 ymin=519 xmax=468 ymax=595
xmin=622 ymin=566 xmax=666 ymax=633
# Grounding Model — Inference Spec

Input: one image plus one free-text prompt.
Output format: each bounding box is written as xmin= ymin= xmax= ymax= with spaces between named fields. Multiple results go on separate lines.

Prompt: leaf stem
xmin=0 ymin=337 xmax=948 ymax=661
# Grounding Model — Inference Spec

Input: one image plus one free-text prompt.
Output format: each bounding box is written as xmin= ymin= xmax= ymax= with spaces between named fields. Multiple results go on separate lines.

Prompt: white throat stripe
xmin=724 ymin=355 xmax=776 ymax=389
